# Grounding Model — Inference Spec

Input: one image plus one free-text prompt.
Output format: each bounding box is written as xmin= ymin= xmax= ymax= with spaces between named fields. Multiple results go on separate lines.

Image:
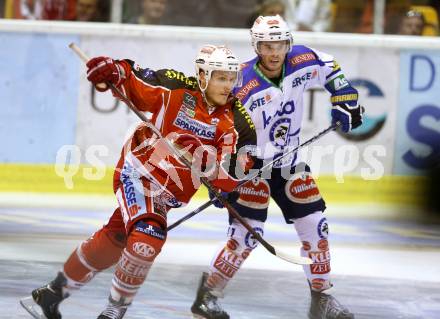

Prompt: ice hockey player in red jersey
xmin=20 ymin=45 xmax=256 ymax=319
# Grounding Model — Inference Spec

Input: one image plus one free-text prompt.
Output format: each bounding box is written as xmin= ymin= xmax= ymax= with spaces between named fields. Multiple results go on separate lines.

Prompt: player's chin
xmin=212 ymin=95 xmax=228 ymax=106
xmin=269 ymin=61 xmax=283 ymax=70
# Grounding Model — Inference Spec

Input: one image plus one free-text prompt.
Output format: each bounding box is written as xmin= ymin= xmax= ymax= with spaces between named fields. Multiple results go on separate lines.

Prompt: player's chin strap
xmin=69 ymin=43 xmax=312 ymax=266
xmin=197 ymin=75 xmax=217 ymax=113
xmin=200 ymin=90 xmax=217 ymax=114
xmin=166 ymin=121 xmax=341 ymax=232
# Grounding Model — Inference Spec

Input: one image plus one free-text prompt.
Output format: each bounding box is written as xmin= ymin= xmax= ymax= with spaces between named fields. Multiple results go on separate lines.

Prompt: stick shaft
xmin=69 ymin=43 xmax=89 ymax=63
xmin=235 ymin=122 xmax=340 ymax=189
xmin=167 ymin=200 xmax=212 ymax=231
xmin=68 ymin=43 xmax=283 ymax=258
xmin=166 ymin=122 xmax=339 ymax=231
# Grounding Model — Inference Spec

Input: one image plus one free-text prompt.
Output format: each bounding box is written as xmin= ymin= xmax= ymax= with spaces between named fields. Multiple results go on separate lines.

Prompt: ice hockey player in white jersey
xmin=191 ymin=15 xmax=362 ymax=319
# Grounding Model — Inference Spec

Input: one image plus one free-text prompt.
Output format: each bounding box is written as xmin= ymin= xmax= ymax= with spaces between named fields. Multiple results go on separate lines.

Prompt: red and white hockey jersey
xmin=112 ymin=60 xmax=256 ymax=206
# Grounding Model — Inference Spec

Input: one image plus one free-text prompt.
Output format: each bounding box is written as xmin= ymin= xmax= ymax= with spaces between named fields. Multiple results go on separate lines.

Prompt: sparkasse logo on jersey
xmin=236 ymin=79 xmax=260 ymax=100
xmin=173 ymin=111 xmax=216 ymax=140
xmin=121 ymin=172 xmax=141 ymax=217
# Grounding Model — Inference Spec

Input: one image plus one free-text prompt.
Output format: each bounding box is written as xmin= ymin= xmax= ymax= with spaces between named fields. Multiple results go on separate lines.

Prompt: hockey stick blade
xmin=20 ymin=296 xmax=46 ymax=319
xmin=274 ymin=248 xmax=313 ymax=265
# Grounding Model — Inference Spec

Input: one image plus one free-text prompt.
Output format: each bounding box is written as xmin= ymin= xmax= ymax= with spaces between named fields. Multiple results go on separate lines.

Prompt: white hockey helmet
xmin=250 ymin=15 xmax=293 ymax=54
xmin=195 ymin=45 xmax=242 ymax=92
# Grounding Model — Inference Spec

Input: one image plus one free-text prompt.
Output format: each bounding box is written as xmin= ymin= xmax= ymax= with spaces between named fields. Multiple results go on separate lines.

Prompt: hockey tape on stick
xmin=69 ymin=43 xmax=107 ymax=90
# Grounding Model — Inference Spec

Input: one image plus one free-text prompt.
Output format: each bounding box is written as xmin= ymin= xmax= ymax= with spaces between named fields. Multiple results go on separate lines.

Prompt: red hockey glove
xmin=86 ymin=57 xmax=126 ymax=92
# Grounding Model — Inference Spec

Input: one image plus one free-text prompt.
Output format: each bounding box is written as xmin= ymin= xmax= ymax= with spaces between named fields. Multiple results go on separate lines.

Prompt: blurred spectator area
xmin=332 ymin=0 xmax=410 ymax=34
xmin=411 ymin=4 xmax=439 ymax=35
xmin=292 ymin=0 xmax=332 ymax=32
xmin=332 ymin=0 xmax=439 ymax=35
xmin=121 ymin=0 xmax=440 ymax=35
xmin=123 ymin=0 xmax=168 ymax=24
xmin=3 ymin=0 xmax=110 ymax=21
xmin=1 ymin=0 xmax=439 ymax=36
xmin=122 ymin=0 xmax=262 ymax=27
xmin=246 ymin=0 xmax=286 ymax=28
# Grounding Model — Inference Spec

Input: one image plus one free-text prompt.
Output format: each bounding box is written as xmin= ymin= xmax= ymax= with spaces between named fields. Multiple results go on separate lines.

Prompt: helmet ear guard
xmin=194 ymin=45 xmax=242 ymax=92
xmin=250 ymin=15 xmax=293 ymax=54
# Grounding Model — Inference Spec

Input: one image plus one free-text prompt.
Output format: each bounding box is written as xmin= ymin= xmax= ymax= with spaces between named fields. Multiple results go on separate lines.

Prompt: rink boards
xmin=0 ymin=163 xmax=427 ymax=206
xmin=1 ymin=20 xmax=439 ymax=206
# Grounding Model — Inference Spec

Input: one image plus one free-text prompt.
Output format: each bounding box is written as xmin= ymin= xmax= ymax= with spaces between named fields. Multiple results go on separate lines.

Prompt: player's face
xmin=257 ymin=40 xmax=289 ymax=72
xmin=205 ymin=71 xmax=238 ymax=106
xmin=399 ymin=16 xmax=424 ymax=35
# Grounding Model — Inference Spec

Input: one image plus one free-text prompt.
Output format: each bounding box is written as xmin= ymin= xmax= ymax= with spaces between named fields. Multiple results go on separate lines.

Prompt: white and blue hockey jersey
xmin=233 ymin=45 xmax=356 ymax=168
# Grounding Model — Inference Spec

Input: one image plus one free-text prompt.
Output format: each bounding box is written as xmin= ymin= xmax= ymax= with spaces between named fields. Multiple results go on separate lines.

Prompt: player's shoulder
xmin=231 ymin=98 xmax=256 ymax=131
xmin=239 ymin=57 xmax=259 ymax=81
xmin=234 ymin=57 xmax=265 ymax=104
xmin=285 ymin=45 xmax=325 ymax=73
xmin=155 ymin=69 xmax=199 ymax=91
xmin=124 ymin=59 xmax=198 ymax=91
xmin=290 ymin=44 xmax=315 ymax=55
xmin=229 ymin=99 xmax=257 ymax=149
xmin=286 ymin=45 xmax=319 ymax=64
xmin=240 ymin=56 xmax=258 ymax=73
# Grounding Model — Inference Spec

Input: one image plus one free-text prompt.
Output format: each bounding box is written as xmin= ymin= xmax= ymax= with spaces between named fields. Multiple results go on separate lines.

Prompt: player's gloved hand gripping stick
xmin=69 ymin=43 xmax=312 ymax=266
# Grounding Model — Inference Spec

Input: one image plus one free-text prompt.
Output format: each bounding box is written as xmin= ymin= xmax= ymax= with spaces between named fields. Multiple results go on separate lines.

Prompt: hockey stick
xmin=167 ymin=121 xmax=340 ymax=231
xmin=69 ymin=43 xmax=312 ymax=266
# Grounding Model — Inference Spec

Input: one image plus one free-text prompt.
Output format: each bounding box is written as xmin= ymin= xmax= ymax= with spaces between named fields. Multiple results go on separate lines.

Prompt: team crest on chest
xmin=269 ymin=118 xmax=291 ymax=147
